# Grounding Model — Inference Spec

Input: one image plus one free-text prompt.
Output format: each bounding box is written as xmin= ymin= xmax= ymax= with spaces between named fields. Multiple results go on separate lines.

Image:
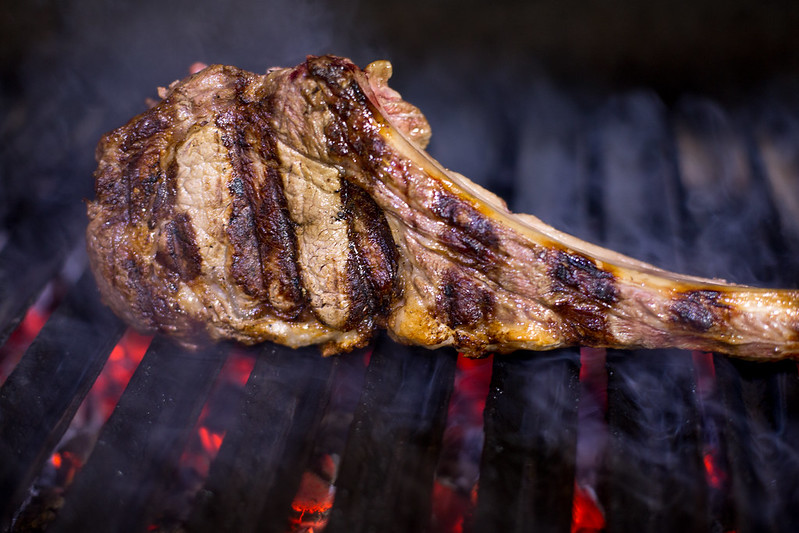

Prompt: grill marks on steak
xmin=217 ymin=100 xmax=304 ymax=318
xmin=547 ymin=250 xmax=619 ymax=345
xmin=86 ymin=60 xmax=412 ymax=353
xmin=341 ymin=180 xmax=400 ymax=332
xmin=87 ymin=55 xmax=799 ymax=359
xmin=155 ymin=212 xmax=202 ymax=282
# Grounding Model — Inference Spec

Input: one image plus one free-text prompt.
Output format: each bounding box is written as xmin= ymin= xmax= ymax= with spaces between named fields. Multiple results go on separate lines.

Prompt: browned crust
xmin=545 ymin=249 xmax=619 ymax=345
xmin=669 ymin=290 xmax=728 ymax=332
xmin=435 ymin=269 xmax=495 ymax=329
xmin=154 ymin=212 xmax=202 ymax=281
xmin=216 ymin=91 xmax=306 ymax=319
xmin=85 ymin=55 xmax=799 ymax=360
xmin=341 ymin=180 xmax=400 ymax=333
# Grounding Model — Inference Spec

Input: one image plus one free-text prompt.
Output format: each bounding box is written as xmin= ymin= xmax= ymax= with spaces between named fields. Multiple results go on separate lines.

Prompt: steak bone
xmin=86 ymin=55 xmax=799 ymax=360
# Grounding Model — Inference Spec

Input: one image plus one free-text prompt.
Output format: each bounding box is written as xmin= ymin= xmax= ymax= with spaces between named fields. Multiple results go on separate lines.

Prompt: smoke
xmin=672 ymin=95 xmax=790 ymax=286
xmin=513 ymin=75 xmax=595 ymax=239
xmin=3 ymin=2 xmax=799 ymax=529
xmin=0 ymin=0 xmax=360 ymax=236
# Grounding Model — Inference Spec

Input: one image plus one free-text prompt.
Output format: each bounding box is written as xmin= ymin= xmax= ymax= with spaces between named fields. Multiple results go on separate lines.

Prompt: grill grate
xmin=472 ymin=350 xmax=580 ymax=533
xmin=186 ymin=343 xmax=335 ymax=533
xmin=325 ymin=341 xmax=456 ymax=533
xmin=2 ymin=78 xmax=799 ymax=533
xmin=48 ymin=338 xmax=227 ymax=533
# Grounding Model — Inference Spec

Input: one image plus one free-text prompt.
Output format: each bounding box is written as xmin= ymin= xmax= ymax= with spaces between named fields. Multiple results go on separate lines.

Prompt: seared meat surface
xmin=86 ymin=55 xmax=799 ymax=359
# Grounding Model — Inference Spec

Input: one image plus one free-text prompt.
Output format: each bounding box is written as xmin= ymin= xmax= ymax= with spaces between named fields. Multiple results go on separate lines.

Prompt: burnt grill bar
xmin=47 ymin=337 xmax=228 ymax=533
xmin=600 ymin=350 xmax=710 ymax=532
xmin=185 ymin=343 xmax=335 ymax=533
xmin=712 ymin=357 xmax=799 ymax=533
xmin=325 ymin=335 xmax=457 ymax=533
xmin=591 ymin=92 xmax=711 ymax=531
xmin=471 ymin=350 xmax=580 ymax=533
xmin=0 ymin=270 xmax=124 ymax=529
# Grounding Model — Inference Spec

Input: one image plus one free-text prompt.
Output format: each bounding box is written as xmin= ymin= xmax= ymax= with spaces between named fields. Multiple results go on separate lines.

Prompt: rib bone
xmin=86 ymin=55 xmax=799 ymax=360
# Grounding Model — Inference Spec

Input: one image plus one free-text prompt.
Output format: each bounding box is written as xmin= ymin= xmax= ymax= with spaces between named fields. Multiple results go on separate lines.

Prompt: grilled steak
xmin=86 ymin=55 xmax=799 ymax=359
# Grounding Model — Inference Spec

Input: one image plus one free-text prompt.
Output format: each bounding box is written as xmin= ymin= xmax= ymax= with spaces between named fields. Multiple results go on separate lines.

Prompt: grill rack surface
xmin=2 ymin=80 xmax=799 ymax=533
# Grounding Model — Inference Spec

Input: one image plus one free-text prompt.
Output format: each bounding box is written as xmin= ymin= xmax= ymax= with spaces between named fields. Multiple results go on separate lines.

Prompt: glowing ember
xmin=571 ymin=483 xmax=605 ymax=533
xmin=287 ymin=455 xmax=337 ymax=533
xmin=179 ymin=349 xmax=256 ymax=478
xmin=226 ymin=349 xmax=257 ymax=387
xmin=289 ymin=492 xmax=334 ymax=532
xmin=452 ymin=354 xmax=493 ymax=417
xmin=690 ymin=351 xmax=729 ymax=493
xmin=579 ymin=348 xmax=607 ymax=411
xmin=89 ymin=329 xmax=152 ymax=422
xmin=703 ymin=451 xmax=726 ymax=490
xmin=431 ymin=481 xmax=473 ymax=533
xmin=198 ymin=426 xmax=224 ymax=456
xmin=18 ymin=306 xmax=48 ymax=339
xmin=0 ymin=304 xmax=51 ymax=386
xmin=692 ymin=351 xmax=716 ymax=397
xmin=573 ymin=348 xmax=608 ymax=533
xmin=52 ymin=450 xmax=84 ymax=486
xmin=431 ymin=353 xmax=493 ymax=533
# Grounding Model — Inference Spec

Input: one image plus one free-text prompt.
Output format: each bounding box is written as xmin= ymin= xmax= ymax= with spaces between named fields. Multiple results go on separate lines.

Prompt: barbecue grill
xmin=3 ymin=2 xmax=799 ymax=532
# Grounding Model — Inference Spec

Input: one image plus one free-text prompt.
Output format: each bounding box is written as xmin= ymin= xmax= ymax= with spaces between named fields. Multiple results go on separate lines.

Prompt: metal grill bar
xmin=601 ymin=349 xmax=710 ymax=531
xmin=185 ymin=343 xmax=335 ymax=533
xmin=471 ymin=350 xmax=580 ymax=533
xmin=0 ymin=206 xmax=83 ymax=348
xmin=713 ymin=357 xmax=799 ymax=533
xmin=325 ymin=335 xmax=457 ymax=533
